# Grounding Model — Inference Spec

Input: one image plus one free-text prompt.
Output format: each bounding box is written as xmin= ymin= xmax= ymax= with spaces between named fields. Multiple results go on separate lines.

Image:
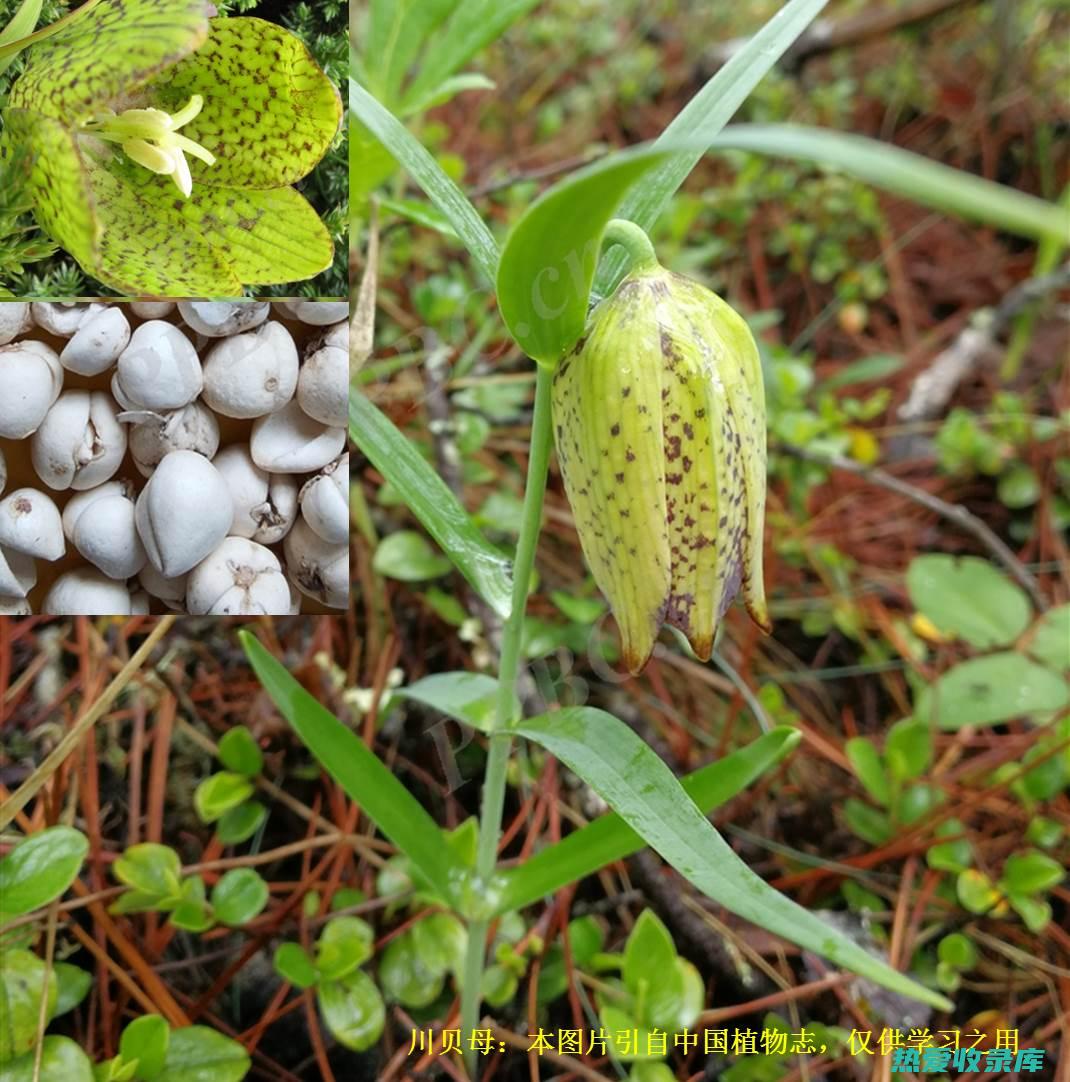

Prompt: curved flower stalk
xmin=553 ymin=222 xmax=770 ymax=672
xmin=0 ymin=0 xmax=342 ymax=295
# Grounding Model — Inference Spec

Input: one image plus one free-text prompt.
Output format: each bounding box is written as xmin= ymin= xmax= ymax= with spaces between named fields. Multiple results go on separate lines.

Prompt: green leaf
xmin=168 ymin=875 xmax=212 ymax=932
xmin=194 ymin=772 xmax=254 ymax=824
xmin=884 ymin=718 xmax=932 ymax=782
xmin=0 ymin=949 xmax=57 ymax=1059
xmin=378 ymin=931 xmax=444 ymax=1008
xmin=214 ymin=802 xmax=266 ymax=846
xmin=273 ymin=943 xmax=318 ymax=990
xmin=401 ymin=72 xmax=495 ymax=116
xmin=52 ymin=963 xmax=91 ymax=1017
xmin=956 ymin=869 xmax=1001 ymax=915
xmin=596 ymin=0 xmax=831 ymax=297
xmin=7 ymin=0 xmax=210 ymax=117
xmin=1000 ymin=850 xmax=1064 ymax=895
xmin=398 ymin=671 xmax=501 ymax=731
xmin=0 ymin=1037 xmax=93 ymax=1082
xmin=349 ymin=78 xmax=498 ymax=282
xmin=112 ymin=844 xmax=182 ymax=901
xmin=622 ymin=911 xmax=689 ymax=1031
xmin=240 ymin=632 xmax=456 ymax=907
xmin=1027 ymin=604 xmax=1070 ymax=672
xmin=708 ymin=124 xmax=1070 ymax=246
xmin=495 ymin=727 xmax=801 ymax=913
xmin=151 ymin=16 xmax=342 ymax=188
xmin=210 ymin=869 xmax=268 ymax=926
xmin=915 ymin=652 xmax=1069 ymax=729
xmin=0 ymin=826 xmax=87 ymax=916
xmin=153 ymin=1025 xmax=249 ymax=1082
xmin=373 ymin=530 xmax=453 ymax=581
xmin=217 ymin=727 xmax=262 ymax=778
xmin=822 ymin=354 xmax=904 ymax=390
xmin=1007 ymin=893 xmax=1050 ymax=932
xmin=317 ymin=970 xmax=385 ymax=1053
xmin=907 ymin=555 xmax=1032 ymax=649
xmin=315 ymin=916 xmax=374 ymax=982
xmin=363 ymin=0 xmax=458 ymax=105
xmin=0 ymin=0 xmax=44 ymax=77
xmin=844 ymin=737 xmax=890 ymax=805
xmin=350 ymin=391 xmax=513 ymax=617
xmin=937 ymin=933 xmax=977 ymax=970
xmin=843 ymin=798 xmax=892 ymax=846
xmin=411 ymin=912 xmax=467 ymax=979
xmin=514 ymin=707 xmax=949 ymax=1010
xmin=376 ymin=195 xmax=458 ymax=238
xmin=497 ymin=145 xmax=673 ymax=362
xmin=119 ymin=1015 xmax=169 ymax=1080
xmin=401 ymin=0 xmax=541 ymax=110
xmin=927 ymin=820 xmax=971 ymax=874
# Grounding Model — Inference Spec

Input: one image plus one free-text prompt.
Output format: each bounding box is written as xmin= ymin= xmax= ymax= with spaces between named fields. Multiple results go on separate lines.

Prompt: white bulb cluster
xmin=0 ymin=300 xmax=350 ymax=615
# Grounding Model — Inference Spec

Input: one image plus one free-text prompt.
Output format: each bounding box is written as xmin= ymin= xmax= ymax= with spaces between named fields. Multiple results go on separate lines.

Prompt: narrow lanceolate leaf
xmin=710 ymin=124 xmax=1070 ymax=246
xmin=7 ymin=0 xmax=212 ymax=117
xmin=516 ymin=707 xmax=951 ymax=1010
xmin=153 ymin=17 xmax=342 ymax=188
xmin=350 ymin=391 xmax=514 ymax=618
xmin=350 ymin=78 xmax=499 ymax=283
xmin=401 ymin=0 xmax=543 ymax=112
xmin=596 ymin=0 xmax=830 ymax=296
xmin=240 ymin=633 xmax=457 ymax=907
xmin=495 ymin=727 xmax=800 ymax=913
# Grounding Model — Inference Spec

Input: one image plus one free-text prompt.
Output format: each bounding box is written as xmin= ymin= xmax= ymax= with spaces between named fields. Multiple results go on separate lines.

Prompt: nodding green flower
xmin=553 ymin=225 xmax=770 ymax=673
xmin=82 ymin=94 xmax=215 ymax=198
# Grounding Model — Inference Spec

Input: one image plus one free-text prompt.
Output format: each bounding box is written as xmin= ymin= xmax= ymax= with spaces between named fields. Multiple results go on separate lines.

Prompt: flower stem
xmin=603 ymin=218 xmax=659 ymax=274
xmin=460 ymin=363 xmax=555 ymax=1078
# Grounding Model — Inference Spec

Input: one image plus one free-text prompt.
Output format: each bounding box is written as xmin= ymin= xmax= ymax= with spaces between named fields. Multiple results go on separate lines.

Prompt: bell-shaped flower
xmin=553 ymin=247 xmax=771 ymax=673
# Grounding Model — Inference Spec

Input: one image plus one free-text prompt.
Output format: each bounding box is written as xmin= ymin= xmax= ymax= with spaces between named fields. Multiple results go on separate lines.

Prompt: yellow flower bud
xmin=553 ymin=234 xmax=770 ymax=673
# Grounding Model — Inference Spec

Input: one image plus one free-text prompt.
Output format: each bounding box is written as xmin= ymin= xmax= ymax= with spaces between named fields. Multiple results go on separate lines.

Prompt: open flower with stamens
xmin=0 ymin=0 xmax=342 ymax=294
xmin=82 ymin=95 xmax=216 ymax=198
xmin=553 ymin=223 xmax=771 ymax=673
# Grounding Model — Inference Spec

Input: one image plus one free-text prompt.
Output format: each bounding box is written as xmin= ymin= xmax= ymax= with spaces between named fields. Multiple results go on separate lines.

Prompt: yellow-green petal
xmin=150 ymin=16 xmax=342 ymax=190
xmin=7 ymin=0 xmax=211 ymax=119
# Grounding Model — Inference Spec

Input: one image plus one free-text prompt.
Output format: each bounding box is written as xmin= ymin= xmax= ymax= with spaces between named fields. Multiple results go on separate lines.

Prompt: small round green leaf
xmin=210 ymin=869 xmax=269 ymax=927
xmin=372 ymin=530 xmax=452 ymax=581
xmin=915 ymin=652 xmax=1069 ymax=729
xmin=273 ymin=943 xmax=318 ymax=990
xmin=153 ymin=1025 xmax=249 ymax=1082
xmin=0 ymin=1035 xmax=93 ymax=1082
xmin=216 ymin=727 xmax=263 ymax=778
xmin=314 ymin=916 xmax=374 ymax=982
xmin=215 ymin=802 xmax=267 ymax=846
xmin=318 ymin=969 xmax=385 ymax=1052
xmin=1001 ymin=850 xmax=1064 ymax=895
xmin=52 ymin=963 xmax=92 ymax=1017
xmin=0 ymin=826 xmax=88 ymax=917
xmin=844 ymin=737 xmax=890 ymax=804
xmin=379 ymin=931 xmax=444 ymax=1008
xmin=194 ymin=773 xmax=254 ymax=825
xmin=1027 ymin=604 xmax=1070 ymax=672
xmin=907 ymin=555 xmax=1032 ymax=649
xmin=119 ymin=1015 xmax=170 ymax=1079
xmin=111 ymin=844 xmax=182 ymax=901
xmin=0 ymin=950 xmax=57 ymax=1059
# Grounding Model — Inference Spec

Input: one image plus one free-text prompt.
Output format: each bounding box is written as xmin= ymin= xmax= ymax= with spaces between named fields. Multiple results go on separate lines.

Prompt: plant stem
xmin=460 ymin=364 xmax=555 ymax=1077
xmin=602 ymin=218 xmax=659 ymax=273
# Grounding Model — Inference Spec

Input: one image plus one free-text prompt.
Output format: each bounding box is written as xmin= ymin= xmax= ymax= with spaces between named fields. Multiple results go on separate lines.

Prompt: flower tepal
xmin=552 ymin=246 xmax=771 ymax=673
xmin=82 ymin=94 xmax=216 ymax=198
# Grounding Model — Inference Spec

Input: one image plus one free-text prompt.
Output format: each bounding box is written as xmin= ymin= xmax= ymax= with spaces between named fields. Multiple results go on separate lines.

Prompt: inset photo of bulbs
xmin=0 ymin=300 xmax=349 ymax=616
